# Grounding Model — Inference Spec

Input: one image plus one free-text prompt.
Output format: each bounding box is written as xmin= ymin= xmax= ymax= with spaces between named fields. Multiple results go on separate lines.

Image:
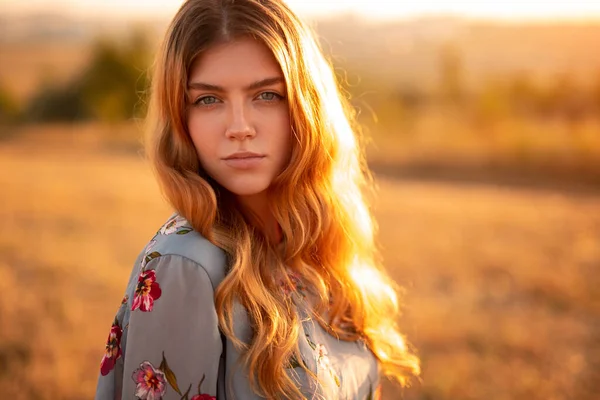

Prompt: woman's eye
xmin=257 ymin=92 xmax=282 ymax=101
xmin=194 ymin=96 xmax=219 ymax=106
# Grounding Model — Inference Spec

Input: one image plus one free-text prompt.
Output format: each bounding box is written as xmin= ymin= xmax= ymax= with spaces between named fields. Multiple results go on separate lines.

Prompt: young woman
xmin=95 ymin=0 xmax=419 ymax=399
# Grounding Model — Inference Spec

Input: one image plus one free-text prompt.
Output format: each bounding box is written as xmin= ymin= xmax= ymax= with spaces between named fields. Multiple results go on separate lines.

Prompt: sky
xmin=3 ymin=0 xmax=600 ymax=21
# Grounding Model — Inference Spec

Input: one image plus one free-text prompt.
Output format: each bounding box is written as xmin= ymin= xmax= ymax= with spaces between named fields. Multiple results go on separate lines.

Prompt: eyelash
xmin=192 ymin=91 xmax=284 ymax=106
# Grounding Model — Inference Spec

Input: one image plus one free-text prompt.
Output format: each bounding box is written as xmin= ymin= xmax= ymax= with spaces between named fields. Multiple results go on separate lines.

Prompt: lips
xmin=223 ymin=151 xmax=265 ymax=160
xmin=222 ymin=152 xmax=266 ymax=170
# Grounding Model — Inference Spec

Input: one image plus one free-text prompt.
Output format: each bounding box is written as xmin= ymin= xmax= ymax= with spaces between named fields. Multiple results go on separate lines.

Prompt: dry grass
xmin=0 ymin=124 xmax=599 ymax=399
xmin=363 ymin=111 xmax=600 ymax=187
xmin=374 ymin=178 xmax=599 ymax=399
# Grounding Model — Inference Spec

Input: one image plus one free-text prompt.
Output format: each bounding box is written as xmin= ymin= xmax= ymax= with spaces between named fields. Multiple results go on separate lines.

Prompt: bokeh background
xmin=1 ymin=1 xmax=599 ymax=399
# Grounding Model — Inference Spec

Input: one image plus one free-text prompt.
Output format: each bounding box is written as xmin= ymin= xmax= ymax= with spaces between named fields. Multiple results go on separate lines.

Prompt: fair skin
xmin=186 ymin=37 xmax=292 ymax=243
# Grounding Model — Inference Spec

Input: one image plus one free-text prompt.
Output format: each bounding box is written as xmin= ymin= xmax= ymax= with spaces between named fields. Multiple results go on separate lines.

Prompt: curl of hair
xmin=145 ymin=1 xmax=420 ymax=398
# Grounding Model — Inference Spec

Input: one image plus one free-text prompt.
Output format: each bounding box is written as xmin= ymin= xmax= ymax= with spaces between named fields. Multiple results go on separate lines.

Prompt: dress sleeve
xmin=121 ymin=254 xmax=222 ymax=400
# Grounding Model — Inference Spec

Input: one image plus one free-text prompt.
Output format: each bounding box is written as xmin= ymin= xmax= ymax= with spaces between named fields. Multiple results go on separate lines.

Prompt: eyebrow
xmin=187 ymin=77 xmax=285 ymax=92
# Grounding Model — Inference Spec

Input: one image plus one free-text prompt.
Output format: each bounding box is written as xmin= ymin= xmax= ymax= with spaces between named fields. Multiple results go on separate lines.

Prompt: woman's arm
xmin=121 ymin=254 xmax=222 ymax=400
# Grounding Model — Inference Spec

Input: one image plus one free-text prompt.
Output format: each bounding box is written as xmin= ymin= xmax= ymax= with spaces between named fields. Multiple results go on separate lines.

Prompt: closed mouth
xmin=223 ymin=152 xmax=265 ymax=160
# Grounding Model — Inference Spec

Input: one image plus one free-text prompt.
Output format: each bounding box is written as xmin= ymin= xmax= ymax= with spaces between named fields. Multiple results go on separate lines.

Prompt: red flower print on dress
xmin=100 ymin=320 xmax=122 ymax=376
xmin=132 ymin=269 xmax=162 ymax=312
xmin=132 ymin=361 xmax=167 ymax=400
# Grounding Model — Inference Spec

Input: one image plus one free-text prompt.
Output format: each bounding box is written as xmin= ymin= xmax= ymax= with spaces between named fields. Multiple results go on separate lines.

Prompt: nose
xmin=225 ymin=103 xmax=256 ymax=140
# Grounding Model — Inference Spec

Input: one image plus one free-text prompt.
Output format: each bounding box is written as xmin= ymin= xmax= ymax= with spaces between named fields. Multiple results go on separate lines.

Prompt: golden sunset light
xmin=1 ymin=0 xmax=600 ymax=399
xmin=3 ymin=0 xmax=600 ymax=20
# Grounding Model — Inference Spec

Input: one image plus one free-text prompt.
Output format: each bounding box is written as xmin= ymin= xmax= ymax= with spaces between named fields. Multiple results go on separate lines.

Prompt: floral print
xmin=189 ymin=374 xmax=216 ymax=400
xmin=279 ymin=268 xmax=308 ymax=298
xmin=160 ymin=215 xmax=192 ymax=235
xmin=280 ymin=273 xmax=343 ymax=389
xmin=191 ymin=395 xmax=216 ymax=400
xmin=100 ymin=319 xmax=123 ymax=376
xmin=130 ymin=354 xmax=215 ymax=400
xmin=132 ymin=361 xmax=167 ymax=400
xmin=132 ymin=269 xmax=162 ymax=312
xmin=305 ymin=334 xmax=341 ymax=387
xmin=144 ymin=239 xmax=157 ymax=255
xmin=97 ymin=212 xmax=379 ymax=399
xmin=316 ymin=344 xmax=331 ymax=370
xmin=139 ymin=240 xmax=157 ymax=268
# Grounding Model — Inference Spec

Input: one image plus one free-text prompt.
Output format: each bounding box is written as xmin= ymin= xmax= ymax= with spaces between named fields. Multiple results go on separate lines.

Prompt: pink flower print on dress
xmin=100 ymin=321 xmax=122 ymax=376
xmin=132 ymin=361 xmax=167 ymax=400
xmin=132 ymin=269 xmax=162 ymax=312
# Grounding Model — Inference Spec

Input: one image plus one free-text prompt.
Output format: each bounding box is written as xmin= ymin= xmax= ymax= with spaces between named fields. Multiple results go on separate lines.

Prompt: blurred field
xmin=0 ymin=125 xmax=598 ymax=399
xmin=3 ymin=23 xmax=600 ymax=188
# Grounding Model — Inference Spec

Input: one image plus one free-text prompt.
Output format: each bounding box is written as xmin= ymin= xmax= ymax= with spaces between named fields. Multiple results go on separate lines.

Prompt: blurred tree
xmin=538 ymin=72 xmax=586 ymax=123
xmin=553 ymin=73 xmax=586 ymax=123
xmin=395 ymin=84 xmax=426 ymax=111
xmin=507 ymin=72 xmax=540 ymax=116
xmin=0 ymin=84 xmax=20 ymax=126
xmin=438 ymin=43 xmax=465 ymax=106
xmin=473 ymin=78 xmax=511 ymax=124
xmin=24 ymin=30 xmax=152 ymax=123
xmin=26 ymin=83 xmax=89 ymax=122
xmin=79 ymin=39 xmax=144 ymax=122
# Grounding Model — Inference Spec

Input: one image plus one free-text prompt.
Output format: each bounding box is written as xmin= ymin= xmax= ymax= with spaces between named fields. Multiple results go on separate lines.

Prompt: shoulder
xmin=141 ymin=212 xmax=228 ymax=290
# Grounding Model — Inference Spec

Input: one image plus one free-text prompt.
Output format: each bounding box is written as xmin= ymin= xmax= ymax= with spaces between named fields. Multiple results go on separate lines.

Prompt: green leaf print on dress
xmin=160 ymin=215 xmax=193 ymax=235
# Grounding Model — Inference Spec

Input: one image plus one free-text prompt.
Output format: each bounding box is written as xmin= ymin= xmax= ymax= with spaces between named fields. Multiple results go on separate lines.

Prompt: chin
xmin=221 ymin=180 xmax=271 ymax=197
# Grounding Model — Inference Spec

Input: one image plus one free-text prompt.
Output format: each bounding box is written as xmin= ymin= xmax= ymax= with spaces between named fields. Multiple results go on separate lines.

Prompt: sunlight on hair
xmin=302 ymin=33 xmax=357 ymax=152
xmin=349 ymin=256 xmax=398 ymax=309
xmin=353 ymin=196 xmax=374 ymax=238
xmin=328 ymin=102 xmax=357 ymax=153
xmin=383 ymin=327 xmax=408 ymax=353
xmin=144 ymin=1 xmax=421 ymax=396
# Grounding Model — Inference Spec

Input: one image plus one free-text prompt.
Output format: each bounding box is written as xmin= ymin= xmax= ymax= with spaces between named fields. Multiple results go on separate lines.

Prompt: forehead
xmin=189 ymin=37 xmax=283 ymax=85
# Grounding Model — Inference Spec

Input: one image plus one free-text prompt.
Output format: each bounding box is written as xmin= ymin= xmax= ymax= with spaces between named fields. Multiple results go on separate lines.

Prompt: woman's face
xmin=186 ymin=37 xmax=292 ymax=199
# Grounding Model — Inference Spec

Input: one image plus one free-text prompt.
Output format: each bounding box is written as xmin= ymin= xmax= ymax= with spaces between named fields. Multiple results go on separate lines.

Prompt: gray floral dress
xmin=94 ymin=213 xmax=381 ymax=400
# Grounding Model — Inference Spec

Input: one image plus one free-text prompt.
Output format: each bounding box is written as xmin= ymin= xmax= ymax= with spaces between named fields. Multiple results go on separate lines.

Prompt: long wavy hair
xmin=145 ymin=0 xmax=419 ymax=398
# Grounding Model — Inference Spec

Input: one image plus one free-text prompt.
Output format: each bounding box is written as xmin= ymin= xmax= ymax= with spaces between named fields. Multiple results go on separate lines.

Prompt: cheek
xmin=187 ymin=114 xmax=218 ymax=160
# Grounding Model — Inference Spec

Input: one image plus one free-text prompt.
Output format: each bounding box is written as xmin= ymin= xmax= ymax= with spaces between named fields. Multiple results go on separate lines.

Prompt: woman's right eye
xmin=194 ymin=96 xmax=219 ymax=106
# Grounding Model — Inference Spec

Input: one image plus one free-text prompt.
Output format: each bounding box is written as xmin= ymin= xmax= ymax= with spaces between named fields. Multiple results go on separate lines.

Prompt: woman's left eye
xmin=257 ymin=92 xmax=282 ymax=101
